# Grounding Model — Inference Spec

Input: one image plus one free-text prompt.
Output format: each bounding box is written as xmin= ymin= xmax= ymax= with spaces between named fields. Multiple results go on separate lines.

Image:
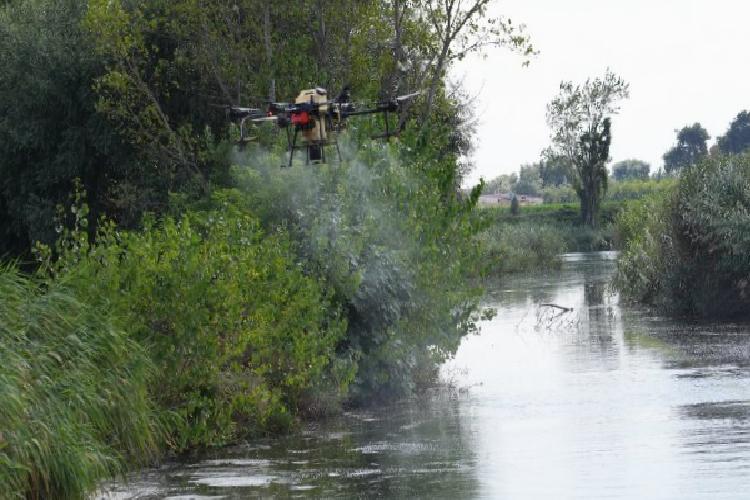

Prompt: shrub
xmin=0 ymin=267 xmax=160 ymax=499
xmin=614 ymin=192 xmax=673 ymax=304
xmin=616 ymin=153 xmax=750 ymax=317
xmin=510 ymin=194 xmax=520 ymax=215
xmin=542 ymin=184 xmax=577 ymax=204
xmin=229 ymin=138 xmax=484 ymax=400
xmin=606 ymin=177 xmax=676 ymax=201
xmin=39 ymin=195 xmax=348 ymax=449
xmin=478 ymin=222 xmax=567 ymax=274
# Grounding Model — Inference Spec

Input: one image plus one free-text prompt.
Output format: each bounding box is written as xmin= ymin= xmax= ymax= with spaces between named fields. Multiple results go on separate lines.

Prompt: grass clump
xmin=0 ymin=267 xmax=160 ymax=499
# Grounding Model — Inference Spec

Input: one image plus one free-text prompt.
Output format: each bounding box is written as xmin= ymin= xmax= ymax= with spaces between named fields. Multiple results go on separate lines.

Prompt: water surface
xmin=101 ymin=252 xmax=750 ymax=499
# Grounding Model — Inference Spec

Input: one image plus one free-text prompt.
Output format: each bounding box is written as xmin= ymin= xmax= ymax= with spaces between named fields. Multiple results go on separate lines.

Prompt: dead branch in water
xmin=539 ymin=303 xmax=574 ymax=313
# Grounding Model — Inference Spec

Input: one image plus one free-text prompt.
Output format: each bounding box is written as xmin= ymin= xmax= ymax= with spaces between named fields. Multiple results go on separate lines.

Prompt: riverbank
xmin=0 ymin=150 xmax=486 ymax=499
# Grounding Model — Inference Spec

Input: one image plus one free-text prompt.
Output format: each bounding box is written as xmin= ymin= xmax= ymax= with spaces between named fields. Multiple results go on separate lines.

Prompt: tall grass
xmin=0 ymin=267 xmax=161 ymax=499
xmin=478 ymin=222 xmax=567 ymax=274
xmin=616 ymin=153 xmax=750 ymax=317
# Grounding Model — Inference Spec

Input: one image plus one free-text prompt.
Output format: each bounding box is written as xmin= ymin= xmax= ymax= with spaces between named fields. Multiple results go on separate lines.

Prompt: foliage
xmin=616 ymin=153 xmax=750 ymax=318
xmin=37 ymin=192 xmax=348 ymax=449
xmin=417 ymin=0 xmax=535 ymax=131
xmin=614 ymin=192 xmax=675 ymax=306
xmin=484 ymin=173 xmax=518 ymax=194
xmin=662 ymin=122 xmax=710 ymax=173
xmin=541 ymin=184 xmax=578 ymax=204
xmin=481 ymin=202 xmax=620 ymax=252
xmin=478 ymin=222 xmax=566 ymax=274
xmin=606 ymin=177 xmax=676 ymax=201
xmin=0 ymin=0 xmax=134 ymax=255
xmin=0 ymin=267 xmax=160 ymax=499
xmin=228 ymin=134 xmax=484 ymax=400
xmin=515 ymin=163 xmax=543 ymax=195
xmin=510 ymin=194 xmax=520 ymax=215
xmin=717 ymin=110 xmax=750 ymax=155
xmin=612 ymin=159 xmax=650 ymax=181
xmin=0 ymin=0 xmax=523 ymax=496
xmin=539 ymin=157 xmax=570 ymax=186
xmin=1 ymin=0 xmax=513 ymax=258
xmin=545 ymin=70 xmax=630 ymax=226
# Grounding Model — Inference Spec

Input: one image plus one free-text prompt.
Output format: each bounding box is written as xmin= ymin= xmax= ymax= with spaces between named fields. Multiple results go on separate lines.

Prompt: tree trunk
xmin=419 ymin=43 xmax=449 ymax=135
xmin=580 ymin=177 xmax=598 ymax=228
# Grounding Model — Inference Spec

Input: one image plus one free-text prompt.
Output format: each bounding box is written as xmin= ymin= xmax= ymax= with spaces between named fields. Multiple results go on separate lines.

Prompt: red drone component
xmin=290 ymin=111 xmax=310 ymax=127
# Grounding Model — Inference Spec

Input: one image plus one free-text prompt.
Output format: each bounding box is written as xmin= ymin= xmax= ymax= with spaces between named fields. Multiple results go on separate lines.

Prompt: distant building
xmin=477 ymin=193 xmax=543 ymax=207
xmin=478 ymin=193 xmax=512 ymax=206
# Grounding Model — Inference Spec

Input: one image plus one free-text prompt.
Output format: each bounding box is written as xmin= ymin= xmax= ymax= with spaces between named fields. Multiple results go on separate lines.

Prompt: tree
xmin=612 ymin=159 xmax=650 ymax=181
xmin=0 ymin=0 xmax=134 ymax=255
xmin=717 ymin=111 xmax=750 ymax=155
xmin=483 ymin=173 xmax=517 ymax=194
xmin=545 ymin=70 xmax=630 ymax=227
xmin=663 ymin=123 xmax=710 ymax=173
xmin=510 ymin=194 xmax=519 ymax=215
xmin=514 ymin=163 xmax=542 ymax=195
xmin=538 ymin=156 xmax=570 ymax=187
xmin=417 ymin=0 xmax=535 ymax=132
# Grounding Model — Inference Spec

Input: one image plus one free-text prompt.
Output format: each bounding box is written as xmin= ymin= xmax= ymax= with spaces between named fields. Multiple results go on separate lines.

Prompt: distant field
xmin=482 ymin=201 xmax=627 ymax=227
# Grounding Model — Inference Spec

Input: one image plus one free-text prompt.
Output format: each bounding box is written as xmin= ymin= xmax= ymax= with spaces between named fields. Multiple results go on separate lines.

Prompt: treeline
xmin=0 ymin=0 xmax=533 ymax=497
xmin=663 ymin=112 xmax=750 ymax=174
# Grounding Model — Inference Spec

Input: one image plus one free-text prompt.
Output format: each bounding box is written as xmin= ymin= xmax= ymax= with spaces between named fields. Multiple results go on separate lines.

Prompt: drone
xmin=223 ymin=87 xmax=420 ymax=167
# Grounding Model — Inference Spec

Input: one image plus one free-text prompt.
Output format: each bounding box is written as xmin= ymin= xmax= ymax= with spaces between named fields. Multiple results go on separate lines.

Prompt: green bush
xmin=481 ymin=202 xmax=619 ymax=252
xmin=478 ymin=222 xmax=567 ymax=274
xmin=510 ymin=194 xmax=520 ymax=215
xmin=616 ymin=153 xmax=750 ymax=317
xmin=561 ymin=223 xmax=616 ymax=252
xmin=39 ymin=195 xmax=348 ymax=449
xmin=606 ymin=178 xmax=676 ymax=201
xmin=0 ymin=267 xmax=160 ymax=499
xmin=614 ymin=192 xmax=672 ymax=305
xmin=542 ymin=184 xmax=578 ymax=204
xmin=229 ymin=138 xmax=484 ymax=400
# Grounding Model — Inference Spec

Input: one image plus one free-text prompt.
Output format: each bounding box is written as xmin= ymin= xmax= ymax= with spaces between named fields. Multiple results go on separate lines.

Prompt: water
xmin=101 ymin=252 xmax=750 ymax=499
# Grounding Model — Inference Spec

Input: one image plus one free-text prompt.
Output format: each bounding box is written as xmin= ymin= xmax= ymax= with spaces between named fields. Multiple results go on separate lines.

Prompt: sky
xmin=455 ymin=0 xmax=750 ymax=186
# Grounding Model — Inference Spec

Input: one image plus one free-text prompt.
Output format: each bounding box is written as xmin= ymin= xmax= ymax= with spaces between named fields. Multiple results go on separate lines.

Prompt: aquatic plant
xmin=0 ymin=267 xmax=160 ymax=499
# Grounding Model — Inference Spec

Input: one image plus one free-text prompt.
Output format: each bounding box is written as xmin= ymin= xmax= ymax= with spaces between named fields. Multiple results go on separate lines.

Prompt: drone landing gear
xmin=284 ymin=127 xmax=342 ymax=168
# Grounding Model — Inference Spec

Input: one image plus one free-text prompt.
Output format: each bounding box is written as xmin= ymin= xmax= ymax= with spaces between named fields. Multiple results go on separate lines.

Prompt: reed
xmin=0 ymin=267 xmax=161 ymax=499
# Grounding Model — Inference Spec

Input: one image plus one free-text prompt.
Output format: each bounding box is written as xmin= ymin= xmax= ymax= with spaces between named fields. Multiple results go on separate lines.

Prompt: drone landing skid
xmin=283 ymin=127 xmax=343 ymax=168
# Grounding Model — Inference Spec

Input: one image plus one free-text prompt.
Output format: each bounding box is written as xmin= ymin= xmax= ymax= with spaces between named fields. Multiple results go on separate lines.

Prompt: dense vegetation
xmin=0 ymin=0 xmax=536 ymax=497
xmin=616 ymin=152 xmax=750 ymax=318
xmin=479 ymin=201 xmax=625 ymax=266
xmin=0 ymin=268 xmax=161 ymax=498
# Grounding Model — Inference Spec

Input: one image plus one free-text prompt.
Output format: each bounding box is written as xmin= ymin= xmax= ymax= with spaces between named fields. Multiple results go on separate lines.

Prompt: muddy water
xmin=101 ymin=252 xmax=750 ymax=499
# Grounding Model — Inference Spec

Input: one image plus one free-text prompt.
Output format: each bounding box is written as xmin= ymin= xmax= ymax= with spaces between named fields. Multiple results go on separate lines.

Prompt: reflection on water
xmin=101 ymin=252 xmax=750 ymax=499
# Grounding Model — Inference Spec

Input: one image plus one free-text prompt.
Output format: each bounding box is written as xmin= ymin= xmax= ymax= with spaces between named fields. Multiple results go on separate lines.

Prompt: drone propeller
xmin=250 ymin=115 xmax=280 ymax=123
xmin=228 ymin=107 xmax=263 ymax=120
xmin=394 ymin=91 xmax=421 ymax=102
